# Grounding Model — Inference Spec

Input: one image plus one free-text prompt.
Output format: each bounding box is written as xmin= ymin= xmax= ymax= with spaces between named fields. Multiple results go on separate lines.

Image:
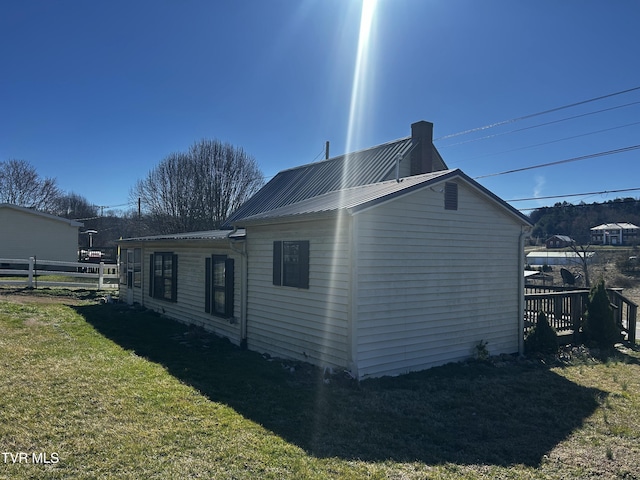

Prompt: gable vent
xmin=444 ymin=182 xmax=458 ymax=210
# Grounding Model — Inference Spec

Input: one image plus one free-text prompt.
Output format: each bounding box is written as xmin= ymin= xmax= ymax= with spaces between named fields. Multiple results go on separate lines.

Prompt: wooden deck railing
xmin=0 ymin=257 xmax=119 ymax=290
xmin=524 ymin=286 xmax=637 ymax=343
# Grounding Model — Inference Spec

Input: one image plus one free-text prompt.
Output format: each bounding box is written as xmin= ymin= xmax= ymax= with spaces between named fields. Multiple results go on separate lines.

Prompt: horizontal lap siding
xmin=137 ymin=243 xmax=242 ymax=344
xmin=0 ymin=209 xmax=78 ymax=262
xmin=355 ymin=182 xmax=523 ymax=378
xmin=246 ymin=220 xmax=350 ymax=368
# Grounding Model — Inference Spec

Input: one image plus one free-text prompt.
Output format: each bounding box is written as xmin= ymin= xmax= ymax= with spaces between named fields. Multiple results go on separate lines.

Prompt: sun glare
xmin=345 ymin=0 xmax=378 ymax=155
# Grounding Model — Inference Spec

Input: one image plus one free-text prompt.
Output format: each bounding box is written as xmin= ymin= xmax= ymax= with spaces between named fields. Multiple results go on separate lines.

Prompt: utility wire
xmin=517 ymin=196 xmax=640 ymax=212
xmin=507 ymin=187 xmax=640 ymax=203
xmin=457 ymin=120 xmax=640 ymax=162
xmin=473 ymin=144 xmax=640 ymax=179
xmin=434 ymin=85 xmax=640 ymax=141
xmin=439 ymin=100 xmax=640 ymax=148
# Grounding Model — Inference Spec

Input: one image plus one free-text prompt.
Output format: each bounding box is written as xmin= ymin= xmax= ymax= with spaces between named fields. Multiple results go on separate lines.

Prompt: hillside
xmin=529 ymin=197 xmax=640 ymax=244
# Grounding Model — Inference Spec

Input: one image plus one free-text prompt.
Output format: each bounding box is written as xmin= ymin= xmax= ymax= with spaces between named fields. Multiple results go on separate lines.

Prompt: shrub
xmin=525 ymin=311 xmax=558 ymax=354
xmin=583 ymin=279 xmax=621 ymax=349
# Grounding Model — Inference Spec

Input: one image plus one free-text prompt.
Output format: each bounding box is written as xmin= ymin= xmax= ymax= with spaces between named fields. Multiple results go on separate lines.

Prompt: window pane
xmin=163 ymin=255 xmax=172 ymax=277
xmin=155 ymin=255 xmax=163 ymax=277
xmin=163 ymin=278 xmax=173 ymax=300
xmin=214 ymin=290 xmax=226 ymax=314
xmin=213 ymin=259 xmax=225 ymax=287
xmin=283 ymin=242 xmax=300 ymax=286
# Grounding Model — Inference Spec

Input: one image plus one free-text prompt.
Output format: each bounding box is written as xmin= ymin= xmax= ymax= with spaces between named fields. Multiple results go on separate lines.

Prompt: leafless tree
xmin=52 ymin=192 xmax=98 ymax=220
xmin=0 ymin=159 xmax=60 ymax=211
xmin=569 ymin=242 xmax=592 ymax=288
xmin=131 ymin=139 xmax=264 ymax=234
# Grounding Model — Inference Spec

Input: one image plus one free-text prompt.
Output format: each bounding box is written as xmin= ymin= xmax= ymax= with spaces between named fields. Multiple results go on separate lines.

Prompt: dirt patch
xmin=0 ymin=287 xmax=111 ymax=306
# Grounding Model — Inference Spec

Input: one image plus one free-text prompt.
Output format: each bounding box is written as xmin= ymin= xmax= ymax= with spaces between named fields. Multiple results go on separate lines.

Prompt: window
xmin=149 ymin=252 xmax=177 ymax=302
xmin=273 ymin=241 xmax=309 ymax=289
xmin=205 ymin=255 xmax=234 ymax=318
xmin=444 ymin=182 xmax=458 ymax=210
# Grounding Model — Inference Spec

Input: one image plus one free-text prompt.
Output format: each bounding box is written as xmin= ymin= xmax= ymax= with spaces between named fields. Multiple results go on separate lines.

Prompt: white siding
xmin=122 ymin=241 xmax=243 ymax=345
xmin=245 ymin=219 xmax=351 ymax=368
xmin=0 ymin=208 xmax=79 ymax=262
xmin=354 ymin=180 xmax=523 ymax=378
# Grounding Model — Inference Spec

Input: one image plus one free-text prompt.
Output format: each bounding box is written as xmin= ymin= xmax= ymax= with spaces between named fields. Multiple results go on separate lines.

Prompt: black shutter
xmin=149 ymin=254 xmax=155 ymax=297
xmin=171 ymin=254 xmax=178 ymax=301
xmin=299 ymin=241 xmax=310 ymax=289
xmin=225 ymin=258 xmax=235 ymax=317
xmin=204 ymin=257 xmax=212 ymax=313
xmin=273 ymin=241 xmax=282 ymax=285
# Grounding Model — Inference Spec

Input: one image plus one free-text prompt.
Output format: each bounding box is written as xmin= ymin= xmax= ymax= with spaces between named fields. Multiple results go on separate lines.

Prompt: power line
xmin=517 ymin=196 xmax=640 ymax=212
xmin=438 ymin=100 xmax=640 ymax=148
xmin=507 ymin=187 xmax=640 ymax=203
xmin=456 ymin=120 xmax=640 ymax=162
xmin=434 ymin=85 xmax=640 ymax=141
xmin=473 ymin=144 xmax=640 ymax=179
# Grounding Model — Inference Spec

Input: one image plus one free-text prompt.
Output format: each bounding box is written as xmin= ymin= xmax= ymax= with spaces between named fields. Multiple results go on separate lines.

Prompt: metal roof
xmin=590 ymin=222 xmax=639 ymax=230
xmin=237 ymin=169 xmax=533 ymax=227
xmin=222 ymin=137 xmax=446 ymax=227
xmin=119 ymin=228 xmax=245 ymax=243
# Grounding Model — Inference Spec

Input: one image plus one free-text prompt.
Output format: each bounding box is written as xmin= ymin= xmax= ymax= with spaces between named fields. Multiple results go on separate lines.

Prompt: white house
xmin=590 ymin=223 xmax=639 ymax=246
xmin=118 ymin=121 xmax=532 ymax=378
xmin=0 ymin=204 xmax=83 ymax=263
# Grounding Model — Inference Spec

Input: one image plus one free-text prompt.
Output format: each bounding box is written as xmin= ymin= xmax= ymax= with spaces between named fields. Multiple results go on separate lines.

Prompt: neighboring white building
xmin=526 ymin=251 xmax=595 ymax=267
xmin=590 ymin=223 xmax=639 ymax=246
xmin=118 ymin=121 xmax=532 ymax=379
xmin=0 ymin=204 xmax=83 ymax=263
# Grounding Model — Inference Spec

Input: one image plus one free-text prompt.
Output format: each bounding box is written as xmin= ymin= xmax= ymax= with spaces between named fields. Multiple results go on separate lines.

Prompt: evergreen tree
xmin=583 ymin=280 xmax=621 ymax=349
xmin=525 ymin=311 xmax=558 ymax=354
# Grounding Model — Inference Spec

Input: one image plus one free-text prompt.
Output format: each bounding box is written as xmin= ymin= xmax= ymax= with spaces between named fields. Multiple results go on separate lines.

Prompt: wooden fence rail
xmin=525 ymin=287 xmax=637 ymax=344
xmin=0 ymin=257 xmax=119 ymax=290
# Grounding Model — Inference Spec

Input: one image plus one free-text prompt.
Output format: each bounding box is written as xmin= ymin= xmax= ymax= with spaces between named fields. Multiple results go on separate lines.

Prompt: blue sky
xmin=2 ymin=0 xmax=639 ymax=215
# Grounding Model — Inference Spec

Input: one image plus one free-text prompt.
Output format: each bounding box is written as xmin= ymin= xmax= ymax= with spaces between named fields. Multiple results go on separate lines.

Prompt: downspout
xmin=518 ymin=225 xmax=532 ymax=356
xmin=228 ymin=227 xmax=248 ymax=349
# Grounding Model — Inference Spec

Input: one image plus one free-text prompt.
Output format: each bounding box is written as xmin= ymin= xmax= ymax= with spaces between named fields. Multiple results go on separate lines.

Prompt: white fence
xmin=0 ymin=257 xmax=119 ymax=290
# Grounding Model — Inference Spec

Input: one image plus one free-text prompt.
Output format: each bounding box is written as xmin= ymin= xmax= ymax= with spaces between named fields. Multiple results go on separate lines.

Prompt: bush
xmin=525 ymin=311 xmax=558 ymax=354
xmin=583 ymin=280 xmax=621 ymax=349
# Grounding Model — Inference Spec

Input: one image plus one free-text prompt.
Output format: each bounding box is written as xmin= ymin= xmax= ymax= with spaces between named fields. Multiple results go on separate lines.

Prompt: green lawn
xmin=0 ymin=290 xmax=639 ymax=479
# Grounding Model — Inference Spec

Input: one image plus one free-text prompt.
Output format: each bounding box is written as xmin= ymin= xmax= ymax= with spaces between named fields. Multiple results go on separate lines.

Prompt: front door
xmin=126 ymin=249 xmax=134 ymax=304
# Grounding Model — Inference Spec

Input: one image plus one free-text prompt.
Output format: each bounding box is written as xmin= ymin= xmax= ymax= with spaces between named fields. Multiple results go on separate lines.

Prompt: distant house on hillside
xmin=545 ymin=235 xmax=574 ymax=249
xmin=590 ymin=223 xmax=639 ymax=246
xmin=118 ymin=120 xmax=532 ymax=379
xmin=0 ymin=204 xmax=83 ymax=263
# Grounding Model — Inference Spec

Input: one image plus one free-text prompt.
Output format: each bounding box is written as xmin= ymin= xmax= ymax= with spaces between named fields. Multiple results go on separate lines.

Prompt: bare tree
xmin=0 ymin=159 xmax=60 ymax=211
xmin=131 ymin=139 xmax=264 ymax=234
xmin=569 ymin=242 xmax=592 ymax=288
xmin=52 ymin=192 xmax=98 ymax=220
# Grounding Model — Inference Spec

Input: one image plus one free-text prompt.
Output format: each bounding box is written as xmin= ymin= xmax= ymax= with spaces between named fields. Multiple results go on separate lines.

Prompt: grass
xmin=0 ymin=291 xmax=639 ymax=479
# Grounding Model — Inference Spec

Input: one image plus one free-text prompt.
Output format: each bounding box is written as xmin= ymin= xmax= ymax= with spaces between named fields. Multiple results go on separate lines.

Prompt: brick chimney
xmin=410 ymin=121 xmax=434 ymax=175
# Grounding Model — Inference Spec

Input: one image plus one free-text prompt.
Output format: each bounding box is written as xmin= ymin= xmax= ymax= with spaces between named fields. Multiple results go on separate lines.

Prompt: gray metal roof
xmin=236 ymin=170 xmax=454 ymax=224
xmin=236 ymin=169 xmax=533 ymax=227
xmin=119 ymin=228 xmax=245 ymax=243
xmin=222 ymin=137 xmax=446 ymax=227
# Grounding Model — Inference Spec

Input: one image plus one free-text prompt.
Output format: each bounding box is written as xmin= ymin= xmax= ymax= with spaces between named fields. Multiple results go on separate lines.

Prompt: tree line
xmin=1 ymin=139 xmax=264 ymax=250
xmin=528 ymin=198 xmax=640 ymax=244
